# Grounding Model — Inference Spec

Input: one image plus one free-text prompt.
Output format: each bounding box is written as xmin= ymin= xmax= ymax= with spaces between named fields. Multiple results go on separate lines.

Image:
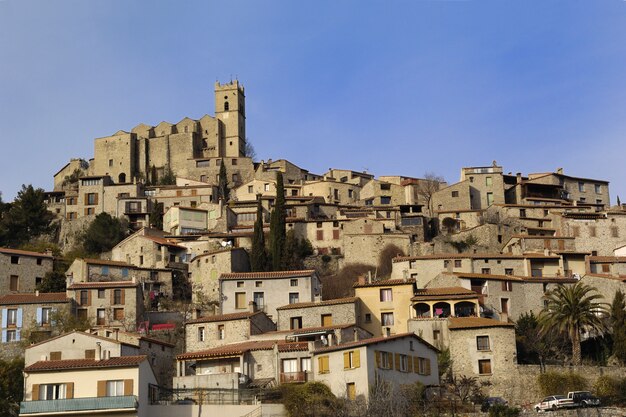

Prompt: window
xmin=433 ymin=330 xmax=440 ymax=341
xmin=264 ymin=183 xmax=270 ymax=192
xmin=377 ymin=351 xmax=392 ymax=369
xmin=364 ymin=313 xmax=372 ymax=323
xmin=451 ymin=191 xmax=459 ymax=198
xmin=595 ymin=184 xmax=602 ymax=194
xmin=218 ymin=325 xmax=225 ymax=340
xmin=502 ymin=281 xmax=513 ymax=291
xmin=485 ymin=176 xmax=492 ymax=186
xmin=381 ymin=312 xmax=394 ymax=326
xmin=519 ymin=209 xmax=526 ymax=218
xmin=113 ymin=308 xmax=124 ymax=321
xmin=98 ymin=289 xmax=105 ymax=299
xmin=476 ymin=336 xmax=490 ymax=351
xmin=10 ymin=256 xmax=18 ymax=264
xmin=321 ymin=314 xmax=333 ymax=326
xmin=589 ymin=226 xmax=596 ymax=237
xmin=232 ymin=159 xmax=237 ymax=166
xmin=106 ymin=380 xmax=125 ymax=396
xmin=248 ymin=185 xmax=253 ymax=193
xmin=343 ymin=350 xmax=360 ymax=369
xmin=318 ymin=356 xmax=330 ymax=374
xmin=578 ymin=182 xmax=585 ymax=192
xmin=97 ymin=309 xmax=106 ymax=325
xmin=289 ymin=293 xmax=300 ymax=304
xmin=416 ymin=357 xmax=431 ymax=375
xmin=85 ymin=349 xmax=95 ymax=359
xmin=255 ymin=281 xmax=263 ymax=287
xmin=85 ymin=193 xmax=98 ymax=205
xmin=6 ymin=309 xmax=17 ymax=326
xmin=38 ymin=384 xmax=67 ymax=400
xmin=77 ymin=309 xmax=87 ymax=320
xmin=237 ymin=281 xmax=244 ymax=288
xmin=481 ymin=268 xmax=491 ymax=274
xmin=113 ymin=289 xmax=123 ymax=304
xmin=478 ymin=359 xmax=492 ymax=375
xmin=9 ymin=275 xmax=18 ymax=291
xmin=469 ymin=176 xmax=474 ymax=183
xmin=253 ymin=292 xmax=265 ymax=309
xmin=108 ymin=159 xmax=113 ymax=167
xmin=443 ymin=260 xmax=450 ymax=268
xmin=380 ymin=196 xmax=391 ymax=204
xmin=379 ymin=288 xmax=393 ymax=302
xmin=198 ymin=327 xmax=205 ymax=342
xmin=290 ymin=279 xmax=298 ymax=287
xmin=332 ymin=229 xmax=340 ymax=239
xmin=487 ymin=192 xmax=494 ymax=206
xmin=235 ymin=292 xmax=246 ymax=309
xmin=36 ymin=258 xmax=43 ymax=265
xmin=454 ymin=260 xmax=462 ymax=268
xmin=611 ymin=227 xmax=619 ymax=238
xmin=290 ymin=317 xmax=302 ymax=330
xmin=501 ymin=298 xmax=509 ymax=314
xmin=316 ymin=230 xmax=324 ymax=240
xmin=41 ymin=308 xmax=52 ymax=325
xmin=504 ymin=268 xmax=514 ymax=276
xmin=346 ymin=383 xmax=356 ymax=400
xmin=80 ymin=290 xmax=89 ymax=306
xmin=49 ymin=351 xmax=62 ymax=360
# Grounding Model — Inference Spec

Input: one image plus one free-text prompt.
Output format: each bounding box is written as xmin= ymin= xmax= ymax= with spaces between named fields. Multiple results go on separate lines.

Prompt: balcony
xmin=20 ymin=395 xmax=137 ymax=415
xmin=280 ymin=372 xmax=307 ymax=384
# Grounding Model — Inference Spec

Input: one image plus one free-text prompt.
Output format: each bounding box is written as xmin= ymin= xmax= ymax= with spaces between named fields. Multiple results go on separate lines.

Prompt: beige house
xmin=20 ymin=355 xmax=156 ymax=417
xmin=0 ymin=247 xmax=54 ymax=294
xmin=353 ymin=278 xmax=416 ymax=337
xmin=359 ymin=179 xmax=406 ymax=207
xmin=313 ymin=333 xmax=439 ymax=400
xmin=219 ymin=270 xmax=322 ymax=320
xmin=163 ymin=206 xmax=208 ymax=235
xmin=112 ymin=228 xmax=189 ymax=270
xmin=189 ymin=248 xmax=250 ymax=306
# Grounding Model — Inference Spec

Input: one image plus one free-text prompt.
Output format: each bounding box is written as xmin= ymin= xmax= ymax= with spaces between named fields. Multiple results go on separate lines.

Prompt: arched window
xmin=224 ymin=101 xmax=229 ymax=111
xmin=118 ymin=173 xmax=126 ymax=183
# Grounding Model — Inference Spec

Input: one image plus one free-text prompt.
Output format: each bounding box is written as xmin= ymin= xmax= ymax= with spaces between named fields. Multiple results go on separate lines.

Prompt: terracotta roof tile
xmin=588 ymin=256 xmax=626 ymax=263
xmin=0 ymin=292 xmax=69 ymax=305
xmin=0 ymin=247 xmax=53 ymax=258
xmin=393 ymin=253 xmax=559 ymax=262
xmin=353 ymin=278 xmax=415 ymax=288
xmin=186 ymin=311 xmax=263 ymax=324
xmin=83 ymin=258 xmax=135 ymax=267
xmin=220 ymin=270 xmax=316 ymax=280
xmin=24 ymin=355 xmax=147 ymax=372
xmin=448 ymin=317 xmax=514 ymax=330
xmin=411 ymin=287 xmax=478 ymax=302
xmin=442 ymin=272 xmax=524 ymax=282
xmin=68 ymin=281 xmax=139 ymax=289
xmin=291 ymin=323 xmax=357 ymax=335
xmin=143 ymin=236 xmax=185 ymax=248
xmin=276 ymin=297 xmax=358 ymax=310
xmin=177 ymin=340 xmax=308 ymax=360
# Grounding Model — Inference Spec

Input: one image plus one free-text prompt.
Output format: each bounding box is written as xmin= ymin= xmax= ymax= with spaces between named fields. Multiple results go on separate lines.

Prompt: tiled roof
xmin=68 ymin=281 xmax=139 ymax=289
xmin=177 ymin=341 xmax=308 ymax=360
xmin=522 ymin=277 xmax=579 ymax=284
xmin=584 ymin=273 xmax=626 ymax=282
xmin=25 ymin=355 xmax=146 ymax=372
xmin=143 ymin=235 xmax=185 ymax=248
xmin=291 ymin=323 xmax=356 ymax=335
xmin=314 ymin=332 xmax=438 ymax=354
xmin=588 ymin=256 xmax=626 ymax=263
xmin=186 ymin=311 xmax=263 ymax=324
xmin=411 ymin=287 xmax=478 ymax=302
xmin=220 ymin=270 xmax=316 ymax=280
xmin=0 ymin=292 xmax=69 ymax=305
xmin=393 ymin=253 xmax=558 ymax=262
xmin=353 ymin=279 xmax=415 ymax=288
xmin=0 ymin=247 xmax=53 ymax=258
xmin=448 ymin=317 xmax=515 ymax=330
xmin=83 ymin=258 xmax=135 ymax=267
xmin=276 ymin=297 xmax=358 ymax=310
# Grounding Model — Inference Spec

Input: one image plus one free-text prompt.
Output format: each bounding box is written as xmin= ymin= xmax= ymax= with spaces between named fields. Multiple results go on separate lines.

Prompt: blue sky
xmin=1 ymin=0 xmax=625 ymax=202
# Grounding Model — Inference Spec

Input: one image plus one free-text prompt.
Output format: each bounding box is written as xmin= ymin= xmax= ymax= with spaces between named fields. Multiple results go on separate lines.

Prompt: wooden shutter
xmin=66 ymin=382 xmax=74 ymax=399
xmin=87 ymin=290 xmax=92 ymax=306
xmin=94 ymin=193 xmax=99 ymax=205
xmin=120 ymin=289 xmax=125 ymax=305
xmin=97 ymin=380 xmax=107 ymax=397
xmin=424 ymin=358 xmax=431 ymax=376
xmin=413 ymin=356 xmax=419 ymax=373
xmin=110 ymin=289 xmax=114 ymax=305
xmin=375 ymin=350 xmax=381 ymax=368
xmin=32 ymin=384 xmax=40 ymax=401
xmin=343 ymin=352 xmax=350 ymax=369
xmin=394 ymin=353 xmax=401 ymax=371
xmin=353 ymin=350 xmax=360 ymax=368
xmin=318 ymin=357 xmax=325 ymax=373
xmin=124 ymin=379 xmax=133 ymax=395
xmin=407 ymin=354 xmax=413 ymax=373
xmin=84 ymin=194 xmax=88 ymax=205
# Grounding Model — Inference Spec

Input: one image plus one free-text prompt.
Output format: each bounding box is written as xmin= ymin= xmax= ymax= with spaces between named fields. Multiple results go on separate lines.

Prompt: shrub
xmin=489 ymin=404 xmax=521 ymax=417
xmin=538 ymin=371 xmax=587 ymax=396
xmin=281 ymin=382 xmax=339 ymax=417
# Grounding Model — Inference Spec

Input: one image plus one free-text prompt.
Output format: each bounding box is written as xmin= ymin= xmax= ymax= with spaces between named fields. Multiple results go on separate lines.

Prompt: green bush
xmin=593 ymin=375 xmax=626 ymax=406
xmin=538 ymin=371 xmax=587 ymax=396
xmin=281 ymin=382 xmax=340 ymax=417
xmin=489 ymin=404 xmax=521 ymax=417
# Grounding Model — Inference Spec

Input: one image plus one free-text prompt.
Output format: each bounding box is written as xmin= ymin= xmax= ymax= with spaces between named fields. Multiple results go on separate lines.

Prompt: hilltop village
xmin=2 ymin=81 xmax=626 ymax=417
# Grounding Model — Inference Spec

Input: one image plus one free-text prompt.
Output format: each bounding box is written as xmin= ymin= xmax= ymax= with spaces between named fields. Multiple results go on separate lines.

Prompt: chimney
xmin=353 ymin=328 xmax=358 ymax=342
xmin=367 ymin=271 xmax=372 ymax=284
xmin=557 ymin=168 xmax=564 ymax=175
xmin=96 ymin=342 xmax=102 ymax=361
xmin=516 ymin=173 xmax=522 ymax=184
xmin=35 ymin=290 xmax=39 ymax=297
xmin=115 ymin=328 xmax=119 ymax=341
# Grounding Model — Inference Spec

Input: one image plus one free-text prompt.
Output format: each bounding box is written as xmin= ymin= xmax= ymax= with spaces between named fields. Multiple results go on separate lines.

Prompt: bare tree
xmin=416 ymin=172 xmax=445 ymax=216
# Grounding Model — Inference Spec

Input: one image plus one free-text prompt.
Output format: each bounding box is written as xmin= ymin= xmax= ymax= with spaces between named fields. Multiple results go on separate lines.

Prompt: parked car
xmin=567 ymin=391 xmax=600 ymax=408
xmin=534 ymin=395 xmax=574 ymax=412
xmin=481 ymin=397 xmax=508 ymax=412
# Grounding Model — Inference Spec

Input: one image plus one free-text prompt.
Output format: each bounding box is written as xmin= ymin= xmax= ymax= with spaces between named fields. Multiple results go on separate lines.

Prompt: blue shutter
xmin=16 ymin=308 xmax=23 ymax=328
xmin=1 ymin=330 xmax=6 ymax=343
xmin=122 ymin=268 xmax=129 ymax=278
xmin=1 ymin=309 xmax=6 ymax=328
xmin=36 ymin=308 xmax=43 ymax=326
xmin=15 ymin=329 xmax=20 ymax=342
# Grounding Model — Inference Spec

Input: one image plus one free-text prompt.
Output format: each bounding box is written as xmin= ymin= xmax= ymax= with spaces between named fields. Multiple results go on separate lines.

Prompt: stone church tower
xmin=214 ymin=80 xmax=246 ymax=158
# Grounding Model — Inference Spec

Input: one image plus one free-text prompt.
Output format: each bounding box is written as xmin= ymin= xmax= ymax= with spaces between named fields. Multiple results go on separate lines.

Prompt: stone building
xmin=275 ymin=297 xmax=360 ymax=331
xmin=219 ymin=270 xmax=322 ymax=321
xmin=0 ymin=247 xmax=54 ymax=294
xmin=189 ymin=248 xmax=250 ymax=306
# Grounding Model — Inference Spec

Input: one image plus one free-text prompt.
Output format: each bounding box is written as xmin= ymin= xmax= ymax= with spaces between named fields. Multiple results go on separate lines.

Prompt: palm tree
xmin=538 ymin=282 xmax=608 ymax=365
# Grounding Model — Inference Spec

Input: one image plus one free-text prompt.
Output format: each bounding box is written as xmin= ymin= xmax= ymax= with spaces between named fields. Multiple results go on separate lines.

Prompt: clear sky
xmin=1 ymin=0 xmax=625 ymax=202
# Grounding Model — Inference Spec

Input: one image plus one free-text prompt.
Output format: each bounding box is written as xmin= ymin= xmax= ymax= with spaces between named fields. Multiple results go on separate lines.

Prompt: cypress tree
xmin=611 ymin=290 xmax=626 ymax=363
xmin=250 ymin=197 xmax=268 ymax=271
xmin=218 ymin=160 xmax=230 ymax=202
xmin=269 ymin=172 xmax=287 ymax=270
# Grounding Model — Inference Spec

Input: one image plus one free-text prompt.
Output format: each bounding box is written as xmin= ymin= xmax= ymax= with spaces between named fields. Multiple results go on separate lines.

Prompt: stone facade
xmin=0 ymin=248 xmax=54 ymax=294
xmin=189 ymin=248 xmax=250 ymax=306
xmin=276 ymin=297 xmax=360 ymax=331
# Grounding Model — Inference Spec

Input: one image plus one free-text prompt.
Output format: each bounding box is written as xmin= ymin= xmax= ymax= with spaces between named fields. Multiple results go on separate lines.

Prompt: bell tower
xmin=215 ymin=80 xmax=246 ymax=158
